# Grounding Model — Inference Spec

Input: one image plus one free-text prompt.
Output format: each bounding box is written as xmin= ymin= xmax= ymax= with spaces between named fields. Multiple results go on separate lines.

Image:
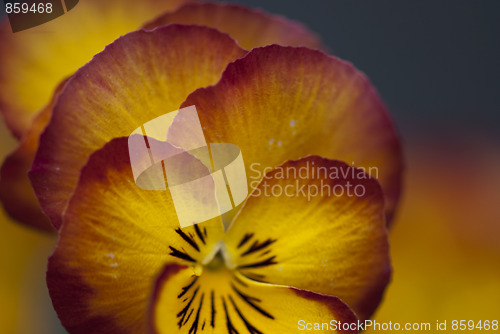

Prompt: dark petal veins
xmin=229 ymin=295 xmax=263 ymax=334
xmin=231 ymin=284 xmax=274 ymax=319
xmin=222 ymin=297 xmax=239 ymax=334
xmin=237 ymin=233 xmax=254 ymax=249
xmin=173 ymin=275 xmax=275 ymax=333
xmin=211 ymin=290 xmax=216 ymax=328
xmin=178 ymin=276 xmax=199 ymax=299
xmin=169 ymin=246 xmax=196 ymax=263
xmin=238 ymin=256 xmax=278 ymax=269
xmin=241 ymin=239 xmax=276 ymax=257
xmin=175 ymin=228 xmax=200 ymax=252
xmin=194 ymin=224 xmax=206 ymax=245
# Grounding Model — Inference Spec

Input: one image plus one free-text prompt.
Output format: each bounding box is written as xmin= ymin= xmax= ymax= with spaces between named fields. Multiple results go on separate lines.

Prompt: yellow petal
xmin=152 ymin=263 xmax=358 ymax=333
xmin=47 ymin=137 xmax=224 ymax=333
xmin=0 ymin=0 xmax=192 ymax=137
xmin=182 ymin=45 xmax=403 ymax=224
xmin=30 ymin=25 xmax=246 ymax=228
xmin=224 ymin=156 xmax=390 ymax=320
xmin=144 ymin=2 xmax=322 ymax=50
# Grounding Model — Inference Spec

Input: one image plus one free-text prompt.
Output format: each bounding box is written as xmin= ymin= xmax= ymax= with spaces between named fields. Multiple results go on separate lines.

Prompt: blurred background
xmin=1 ymin=0 xmax=499 ymax=333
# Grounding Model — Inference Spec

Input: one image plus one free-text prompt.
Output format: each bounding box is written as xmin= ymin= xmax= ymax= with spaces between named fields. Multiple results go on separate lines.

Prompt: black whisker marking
xmin=233 ymin=275 xmax=248 ymax=287
xmin=177 ymin=286 xmax=200 ymax=328
xmin=229 ymin=295 xmax=264 ymax=334
xmin=189 ymin=293 xmax=204 ymax=334
xmin=259 ymin=250 xmax=271 ymax=257
xmin=176 ymin=228 xmax=200 ymax=252
xmin=169 ymin=246 xmax=196 ymax=262
xmin=231 ymin=284 xmax=274 ymax=319
xmin=184 ymin=308 xmax=194 ymax=326
xmin=241 ymin=239 xmax=276 ymax=256
xmin=243 ymin=273 xmax=266 ymax=282
xmin=238 ymin=256 xmax=277 ymax=269
xmin=211 ymin=290 xmax=216 ymax=328
xmin=178 ymin=276 xmax=199 ymax=298
xmin=222 ymin=296 xmax=239 ymax=334
xmin=237 ymin=233 xmax=254 ymax=249
xmin=194 ymin=224 xmax=206 ymax=245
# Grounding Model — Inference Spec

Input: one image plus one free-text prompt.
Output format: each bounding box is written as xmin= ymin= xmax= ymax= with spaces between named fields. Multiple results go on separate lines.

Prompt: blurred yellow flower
xmin=368 ymin=139 xmax=500 ymax=333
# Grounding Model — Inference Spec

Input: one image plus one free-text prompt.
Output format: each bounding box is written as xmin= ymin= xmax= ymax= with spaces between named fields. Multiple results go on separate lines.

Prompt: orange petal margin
xmin=224 ymin=157 xmax=390 ymax=320
xmin=29 ymin=24 xmax=247 ymax=229
xmin=150 ymin=263 xmax=358 ymax=333
xmin=0 ymin=79 xmax=69 ymax=232
xmin=182 ymin=45 xmax=403 ymax=224
xmin=0 ymin=0 xmax=193 ymax=137
xmin=143 ymin=2 xmax=323 ymax=51
xmin=47 ymin=137 xmax=224 ymax=333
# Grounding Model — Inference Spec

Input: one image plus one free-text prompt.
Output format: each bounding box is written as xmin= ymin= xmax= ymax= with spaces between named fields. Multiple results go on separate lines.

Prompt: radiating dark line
xmin=241 ymin=238 xmax=276 ymax=256
xmin=184 ymin=308 xmax=194 ymax=326
xmin=245 ymin=273 xmax=265 ymax=279
xmin=231 ymin=284 xmax=260 ymax=302
xmin=211 ymin=290 xmax=216 ymax=328
xmin=238 ymin=256 xmax=277 ymax=269
xmin=229 ymin=295 xmax=264 ymax=334
xmin=233 ymin=275 xmax=248 ymax=287
xmin=202 ymin=321 xmax=206 ymax=330
xmin=194 ymin=224 xmax=206 ymax=245
xmin=222 ymin=296 xmax=239 ymax=334
xmin=231 ymin=284 xmax=274 ymax=319
xmin=177 ymin=286 xmax=200 ymax=328
xmin=176 ymin=228 xmax=200 ymax=252
xmin=169 ymin=246 xmax=196 ymax=262
xmin=238 ymin=233 xmax=254 ymax=249
xmin=243 ymin=273 xmax=266 ymax=282
xmin=203 ymin=227 xmax=207 ymax=238
xmin=178 ymin=276 xmax=199 ymax=298
xmin=259 ymin=250 xmax=271 ymax=257
xmin=189 ymin=293 xmax=204 ymax=334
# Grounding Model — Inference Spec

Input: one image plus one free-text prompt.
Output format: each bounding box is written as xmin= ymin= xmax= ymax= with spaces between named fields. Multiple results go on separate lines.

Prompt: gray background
xmin=215 ymin=0 xmax=500 ymax=141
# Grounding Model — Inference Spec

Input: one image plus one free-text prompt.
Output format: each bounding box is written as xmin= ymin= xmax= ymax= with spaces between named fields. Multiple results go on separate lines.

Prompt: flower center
xmin=204 ymin=250 xmax=225 ymax=271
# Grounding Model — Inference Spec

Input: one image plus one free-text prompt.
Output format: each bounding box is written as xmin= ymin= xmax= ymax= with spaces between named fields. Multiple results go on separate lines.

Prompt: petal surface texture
xmin=144 ymin=2 xmax=322 ymax=50
xmin=182 ymin=45 xmax=403 ymax=224
xmin=47 ymin=137 xmax=225 ymax=334
xmin=0 ymin=0 xmax=192 ymax=137
xmin=30 ymin=25 xmax=247 ymax=228
xmin=224 ymin=157 xmax=390 ymax=320
xmin=151 ymin=263 xmax=358 ymax=333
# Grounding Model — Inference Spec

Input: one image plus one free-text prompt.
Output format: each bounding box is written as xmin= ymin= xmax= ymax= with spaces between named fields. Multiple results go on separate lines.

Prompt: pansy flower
xmin=1 ymin=2 xmax=403 ymax=333
xmin=47 ymin=136 xmax=389 ymax=333
xmin=0 ymin=1 xmax=322 ymax=231
xmin=23 ymin=20 xmax=402 ymax=332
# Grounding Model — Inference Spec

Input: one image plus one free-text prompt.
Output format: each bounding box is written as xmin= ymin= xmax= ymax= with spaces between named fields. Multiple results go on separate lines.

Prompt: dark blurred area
xmin=216 ymin=0 xmax=500 ymax=140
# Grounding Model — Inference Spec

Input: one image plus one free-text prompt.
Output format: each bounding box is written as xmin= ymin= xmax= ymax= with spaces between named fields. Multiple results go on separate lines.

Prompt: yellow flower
xmin=48 ymin=138 xmax=390 ymax=333
xmin=25 ymin=21 xmax=403 ymax=332
xmin=368 ymin=140 xmax=500 ymax=333
xmin=1 ymin=3 xmax=403 ymax=333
